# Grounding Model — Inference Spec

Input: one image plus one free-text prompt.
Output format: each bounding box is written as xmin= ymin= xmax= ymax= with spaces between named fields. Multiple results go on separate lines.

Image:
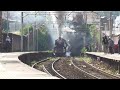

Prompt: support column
xmin=118 ymin=61 xmax=120 ymax=74
xmin=21 ymin=12 xmax=23 ymax=52
xmin=0 ymin=11 xmax=2 ymax=52
xmin=109 ymin=11 xmax=113 ymax=38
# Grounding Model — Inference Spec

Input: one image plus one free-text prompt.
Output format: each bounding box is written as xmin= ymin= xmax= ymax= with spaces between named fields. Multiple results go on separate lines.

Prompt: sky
xmin=6 ymin=11 xmax=75 ymax=22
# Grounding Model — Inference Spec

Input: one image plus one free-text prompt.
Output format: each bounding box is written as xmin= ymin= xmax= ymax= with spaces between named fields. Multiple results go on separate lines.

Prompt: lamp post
xmin=83 ymin=33 xmax=86 ymax=48
xmin=0 ymin=11 xmax=2 ymax=52
xmin=81 ymin=32 xmax=86 ymax=48
xmin=109 ymin=11 xmax=113 ymax=38
xmin=91 ymin=11 xmax=101 ymax=52
xmin=100 ymin=26 xmax=104 ymax=52
xmin=32 ymin=25 xmax=35 ymax=51
xmin=7 ymin=11 xmax=9 ymax=35
xmin=27 ymin=27 xmax=29 ymax=51
xmin=36 ymin=28 xmax=38 ymax=51
xmin=21 ymin=11 xmax=42 ymax=52
xmin=103 ymin=23 xmax=107 ymax=35
xmin=21 ymin=12 xmax=23 ymax=52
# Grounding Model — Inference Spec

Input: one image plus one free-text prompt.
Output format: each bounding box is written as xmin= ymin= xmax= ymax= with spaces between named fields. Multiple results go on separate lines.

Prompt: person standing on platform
xmin=108 ymin=37 xmax=114 ymax=54
xmin=5 ymin=35 xmax=11 ymax=52
xmin=102 ymin=34 xmax=109 ymax=54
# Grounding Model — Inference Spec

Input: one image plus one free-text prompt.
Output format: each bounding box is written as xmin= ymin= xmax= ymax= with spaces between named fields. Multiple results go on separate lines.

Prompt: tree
xmin=2 ymin=19 xmax=9 ymax=32
xmin=88 ymin=24 xmax=100 ymax=51
xmin=38 ymin=25 xmax=49 ymax=51
xmin=20 ymin=24 xmax=33 ymax=35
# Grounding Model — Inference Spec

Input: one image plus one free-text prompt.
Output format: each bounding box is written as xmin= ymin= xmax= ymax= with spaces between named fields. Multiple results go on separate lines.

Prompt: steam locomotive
xmin=53 ymin=37 xmax=68 ymax=57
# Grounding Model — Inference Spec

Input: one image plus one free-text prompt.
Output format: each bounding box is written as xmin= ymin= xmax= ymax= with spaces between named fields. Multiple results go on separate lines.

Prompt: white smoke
xmin=114 ymin=15 xmax=120 ymax=30
xmin=113 ymin=15 xmax=120 ymax=36
xmin=45 ymin=11 xmax=59 ymax=48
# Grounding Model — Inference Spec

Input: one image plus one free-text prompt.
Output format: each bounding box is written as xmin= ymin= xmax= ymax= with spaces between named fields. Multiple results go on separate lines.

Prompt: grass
xmin=77 ymin=56 xmax=119 ymax=75
xmin=79 ymin=56 xmax=92 ymax=63
xmin=30 ymin=60 xmax=37 ymax=66
xmin=66 ymin=59 xmax=71 ymax=65
xmin=30 ymin=57 xmax=56 ymax=66
xmin=47 ymin=57 xmax=58 ymax=61
xmin=58 ymin=56 xmax=118 ymax=75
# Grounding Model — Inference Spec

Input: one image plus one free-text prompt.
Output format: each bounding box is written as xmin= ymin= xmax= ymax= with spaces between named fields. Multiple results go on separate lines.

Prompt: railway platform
xmin=86 ymin=52 xmax=120 ymax=61
xmin=0 ymin=52 xmax=58 ymax=79
xmin=86 ymin=52 xmax=120 ymax=74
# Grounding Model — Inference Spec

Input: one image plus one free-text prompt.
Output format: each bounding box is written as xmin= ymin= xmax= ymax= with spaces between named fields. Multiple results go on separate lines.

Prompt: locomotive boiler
xmin=53 ymin=36 xmax=68 ymax=57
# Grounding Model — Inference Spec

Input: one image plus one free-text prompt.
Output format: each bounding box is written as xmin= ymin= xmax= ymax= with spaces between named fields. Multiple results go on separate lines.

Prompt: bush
xmin=81 ymin=47 xmax=87 ymax=56
xmin=38 ymin=25 xmax=52 ymax=51
xmin=20 ymin=24 xmax=33 ymax=35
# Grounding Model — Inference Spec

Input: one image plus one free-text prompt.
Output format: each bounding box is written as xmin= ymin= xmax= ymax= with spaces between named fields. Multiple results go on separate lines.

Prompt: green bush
xmin=80 ymin=47 xmax=87 ymax=57
xmin=20 ymin=24 xmax=33 ymax=35
xmin=20 ymin=24 xmax=52 ymax=51
xmin=81 ymin=47 xmax=87 ymax=54
xmin=38 ymin=25 xmax=51 ymax=51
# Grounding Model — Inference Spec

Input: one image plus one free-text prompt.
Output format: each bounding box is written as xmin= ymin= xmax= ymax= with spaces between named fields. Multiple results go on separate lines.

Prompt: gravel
xmin=72 ymin=58 xmax=119 ymax=79
xmin=54 ymin=57 xmax=95 ymax=79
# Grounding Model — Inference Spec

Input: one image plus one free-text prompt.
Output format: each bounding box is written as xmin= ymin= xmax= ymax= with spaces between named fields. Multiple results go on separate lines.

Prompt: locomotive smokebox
xmin=53 ymin=36 xmax=68 ymax=57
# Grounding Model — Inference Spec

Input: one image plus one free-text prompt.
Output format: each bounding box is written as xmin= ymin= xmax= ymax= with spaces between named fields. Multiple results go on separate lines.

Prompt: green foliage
xmin=81 ymin=47 xmax=87 ymax=54
xmin=19 ymin=23 xmax=52 ymax=51
xmin=20 ymin=24 xmax=33 ymax=35
xmin=89 ymin=24 xmax=96 ymax=37
xmin=80 ymin=56 xmax=92 ymax=63
xmin=88 ymin=24 xmax=100 ymax=51
xmin=38 ymin=25 xmax=49 ymax=51
xmin=2 ymin=19 xmax=9 ymax=32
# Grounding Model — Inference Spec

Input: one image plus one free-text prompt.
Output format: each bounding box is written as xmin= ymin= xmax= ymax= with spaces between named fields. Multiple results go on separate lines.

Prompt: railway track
xmin=71 ymin=58 xmax=100 ymax=79
xmin=72 ymin=58 xmax=120 ymax=79
xmin=32 ymin=58 xmax=49 ymax=68
xmin=42 ymin=65 xmax=52 ymax=76
xmin=52 ymin=58 xmax=67 ymax=79
xmin=32 ymin=58 xmax=66 ymax=79
xmin=83 ymin=59 xmax=120 ymax=79
xmin=32 ymin=57 xmax=120 ymax=79
xmin=53 ymin=57 xmax=97 ymax=79
xmin=43 ymin=58 xmax=66 ymax=79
